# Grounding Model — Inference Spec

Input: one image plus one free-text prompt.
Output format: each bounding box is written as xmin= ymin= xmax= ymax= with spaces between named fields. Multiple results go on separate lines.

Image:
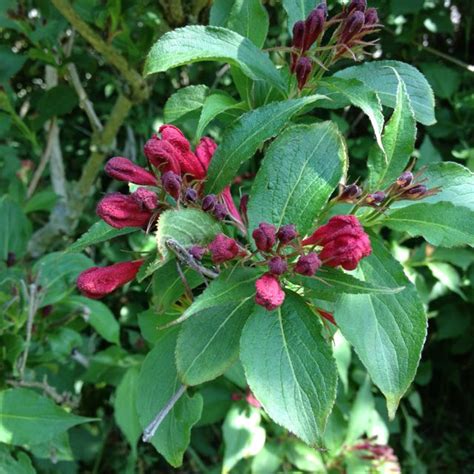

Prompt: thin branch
xmin=142 ymin=385 xmax=187 ymax=443
xmin=7 ymin=377 xmax=77 ymax=406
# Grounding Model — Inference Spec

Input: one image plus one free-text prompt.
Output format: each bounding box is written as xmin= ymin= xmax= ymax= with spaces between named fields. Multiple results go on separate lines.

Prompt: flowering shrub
xmin=64 ymin=0 xmax=474 ymax=468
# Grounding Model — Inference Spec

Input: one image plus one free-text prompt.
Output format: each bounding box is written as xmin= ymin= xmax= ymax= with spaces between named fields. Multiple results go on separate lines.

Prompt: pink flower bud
xmin=277 ymin=224 xmax=298 ymax=244
xmin=255 ymin=273 xmax=285 ymax=311
xmin=396 ymin=171 xmax=413 ymax=188
xmin=292 ymin=20 xmax=306 ymax=50
xmin=202 ymin=194 xmax=217 ymax=212
xmin=239 ymin=194 xmax=249 ymax=222
xmin=366 ymin=191 xmax=385 ymax=206
xmin=268 ymin=256 xmax=288 ymax=275
xmin=303 ymin=215 xmax=371 ymax=271
xmin=195 ymin=136 xmax=218 ymax=171
xmin=341 ymin=11 xmax=365 ymax=43
xmin=144 ymin=135 xmax=181 ymax=175
xmin=208 ymin=234 xmax=242 ymax=264
xmin=303 ymin=7 xmax=325 ymax=51
xmin=132 ymin=188 xmax=158 ymax=211
xmin=161 ymin=170 xmax=182 ymax=199
xmin=348 ymin=0 xmax=367 ymax=13
xmin=364 ymin=7 xmax=379 ymax=27
xmin=213 ymin=203 xmax=228 ymax=221
xmin=184 ymin=188 xmax=198 ymax=202
xmin=222 ymin=187 xmax=244 ymax=225
xmin=252 ymin=223 xmax=276 ymax=252
xmin=189 ymin=245 xmax=206 ymax=260
xmin=295 ymin=57 xmax=312 ymax=90
xmin=339 ymin=183 xmax=362 ymax=201
xmin=294 ymin=252 xmax=321 ymax=276
xmin=104 ymin=157 xmax=157 ymax=186
xmin=77 ymin=260 xmax=144 ymax=299
xmin=96 ymin=192 xmax=154 ymax=229
xmin=402 ymin=184 xmax=428 ymax=200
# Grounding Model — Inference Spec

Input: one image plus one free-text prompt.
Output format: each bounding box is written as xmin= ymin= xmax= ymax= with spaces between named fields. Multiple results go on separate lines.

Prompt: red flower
xmin=96 ymin=190 xmax=156 ymax=229
xmin=77 ymin=260 xmax=144 ymax=299
xmin=104 ymin=157 xmax=157 ymax=186
xmin=302 ymin=215 xmax=371 ymax=270
xmin=208 ymin=234 xmax=243 ymax=264
xmin=255 ymin=273 xmax=285 ymax=311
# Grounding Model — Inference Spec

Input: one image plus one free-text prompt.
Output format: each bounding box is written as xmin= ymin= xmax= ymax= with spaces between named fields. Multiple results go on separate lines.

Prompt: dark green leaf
xmin=227 ymin=0 xmax=269 ymax=48
xmin=0 ymin=196 xmax=32 ymax=260
xmin=163 ymin=85 xmax=209 ymax=124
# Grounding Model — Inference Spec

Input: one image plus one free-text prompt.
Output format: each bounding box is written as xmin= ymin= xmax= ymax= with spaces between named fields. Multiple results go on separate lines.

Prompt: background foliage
xmin=1 ymin=0 xmax=473 ymax=472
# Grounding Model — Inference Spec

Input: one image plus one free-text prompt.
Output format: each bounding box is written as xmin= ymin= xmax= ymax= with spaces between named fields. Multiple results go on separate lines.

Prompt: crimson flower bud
xmin=213 ymin=203 xmax=228 ymax=221
xmin=295 ymin=57 xmax=312 ymax=90
xmin=294 ymin=252 xmax=321 ymax=276
xmin=268 ymin=256 xmax=288 ymax=275
xmin=364 ymin=8 xmax=379 ymax=27
xmin=252 ymin=223 xmax=277 ymax=252
xmin=341 ymin=10 xmax=365 ymax=43
xmin=143 ymin=135 xmax=181 ymax=175
xmin=316 ymin=2 xmax=328 ymax=19
xmin=303 ymin=215 xmax=371 ymax=271
xmin=402 ymin=184 xmax=428 ymax=200
xmin=339 ymin=183 xmax=362 ymax=201
xmin=208 ymin=234 xmax=242 ymax=264
xmin=277 ymin=224 xmax=298 ymax=244
xmin=132 ymin=188 xmax=158 ymax=211
xmin=303 ymin=7 xmax=325 ymax=51
xmin=366 ymin=191 xmax=385 ymax=206
xmin=255 ymin=273 xmax=285 ymax=311
xmin=97 ymin=193 xmax=153 ymax=229
xmin=184 ymin=188 xmax=198 ymax=202
xmin=77 ymin=260 xmax=144 ymax=299
xmin=161 ymin=170 xmax=182 ymax=199
xmin=318 ymin=309 xmax=336 ymax=325
xmin=202 ymin=194 xmax=217 ymax=212
xmin=396 ymin=171 xmax=413 ymax=188
xmin=246 ymin=391 xmax=261 ymax=408
xmin=105 ymin=157 xmax=157 ymax=186
xmin=239 ymin=194 xmax=249 ymax=223
xmin=195 ymin=136 xmax=217 ymax=171
xmin=348 ymin=0 xmax=367 ymax=13
xmin=189 ymin=245 xmax=206 ymax=260
xmin=292 ymin=20 xmax=305 ymax=50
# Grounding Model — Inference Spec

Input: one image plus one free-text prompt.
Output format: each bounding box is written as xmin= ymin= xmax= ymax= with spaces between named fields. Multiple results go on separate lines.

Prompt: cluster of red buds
xmin=289 ymin=0 xmax=380 ymax=90
xmin=352 ymin=439 xmax=401 ymax=473
xmin=77 ymin=124 xmax=244 ymax=300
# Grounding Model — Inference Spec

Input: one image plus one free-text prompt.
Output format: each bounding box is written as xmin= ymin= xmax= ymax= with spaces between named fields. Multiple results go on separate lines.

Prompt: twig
xmin=176 ymin=260 xmax=194 ymax=301
xmin=6 ymin=377 xmax=77 ymax=406
xmin=71 ymin=348 xmax=90 ymax=368
xmin=142 ymin=385 xmax=187 ymax=443
xmin=166 ymin=239 xmax=219 ymax=279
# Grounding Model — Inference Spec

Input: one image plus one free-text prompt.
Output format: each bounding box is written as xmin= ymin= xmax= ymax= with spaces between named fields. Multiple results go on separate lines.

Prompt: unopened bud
xmin=268 ymin=256 xmax=288 ymax=275
xmin=339 ymin=183 xmax=362 ymax=201
xmin=303 ymin=7 xmax=325 ymax=51
xmin=402 ymin=184 xmax=427 ymax=200
xmin=189 ymin=245 xmax=206 ymax=260
xmin=341 ymin=10 xmax=365 ymax=43
xmin=292 ymin=20 xmax=305 ymax=50
xmin=366 ymin=191 xmax=385 ymax=205
xmin=184 ymin=188 xmax=198 ymax=203
xmin=348 ymin=0 xmax=367 ymax=13
xmin=294 ymin=253 xmax=321 ymax=276
xmin=161 ymin=171 xmax=182 ymax=200
xmin=295 ymin=57 xmax=312 ymax=90
xmin=364 ymin=8 xmax=379 ymax=27
xmin=202 ymin=194 xmax=217 ymax=212
xmin=252 ymin=223 xmax=277 ymax=252
xmin=213 ymin=203 xmax=228 ymax=221
xmin=277 ymin=224 xmax=298 ymax=244
xmin=396 ymin=171 xmax=413 ymax=188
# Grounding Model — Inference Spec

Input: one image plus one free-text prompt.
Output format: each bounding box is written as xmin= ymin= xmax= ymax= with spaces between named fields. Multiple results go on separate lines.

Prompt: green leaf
xmin=136 ymin=331 xmax=203 ymax=467
xmin=36 ymin=85 xmax=78 ymax=120
xmin=335 ymin=61 xmax=436 ymax=126
xmin=176 ymin=269 xmax=257 ymax=385
xmin=300 ymin=267 xmax=404 ymax=296
xmin=163 ymin=85 xmax=209 ymax=124
xmin=222 ymin=405 xmax=266 ymax=474
xmin=368 ymin=74 xmax=416 ymax=188
xmin=282 ymin=0 xmax=315 ymax=31
xmin=68 ymin=296 xmax=120 ymax=345
xmin=227 ymin=0 xmax=269 ymax=48
xmin=334 ymin=236 xmax=427 ymax=418
xmin=0 ymin=444 xmax=35 ymax=474
xmin=196 ymin=91 xmax=241 ymax=138
xmin=385 ymin=202 xmax=474 ymax=248
xmin=317 ymin=77 xmax=384 ymax=151
xmin=67 ymin=220 xmax=137 ymax=253
xmin=205 ymin=95 xmax=325 ymax=194
xmin=247 ymin=122 xmax=346 ymax=235
xmin=420 ymin=62 xmax=461 ymax=99
xmin=144 ymin=26 xmax=286 ymax=93
xmin=0 ymin=196 xmax=32 ymax=260
xmin=0 ymin=46 xmax=26 ymax=82
xmin=115 ymin=367 xmax=141 ymax=458
xmin=209 ymin=0 xmax=234 ymax=26
xmin=0 ymin=388 xmax=94 ymax=446
xmin=285 ymin=439 xmax=326 ymax=472
xmin=156 ymin=208 xmax=221 ymax=260
xmin=240 ymin=292 xmax=338 ymax=445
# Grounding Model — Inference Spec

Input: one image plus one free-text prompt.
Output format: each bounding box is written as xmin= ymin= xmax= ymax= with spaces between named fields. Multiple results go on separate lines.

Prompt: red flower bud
xmin=161 ymin=170 xmax=182 ymax=199
xmin=184 ymin=187 xmax=198 ymax=202
xmin=364 ymin=7 xmax=379 ymax=27
xmin=132 ymin=188 xmax=158 ymax=211
xmin=202 ymin=194 xmax=217 ymax=212
xmin=222 ymin=187 xmax=243 ymax=225
xmin=246 ymin=390 xmax=262 ymax=408
xmin=96 ymin=192 xmax=154 ymax=229
xmin=208 ymin=234 xmax=242 ymax=264
xmin=277 ymin=224 xmax=298 ymax=244
xmin=341 ymin=10 xmax=365 ymax=43
xmin=402 ymin=184 xmax=428 ymax=200
xmin=339 ymin=183 xmax=362 ymax=202
xmin=295 ymin=57 xmax=312 ymax=90
xmin=294 ymin=252 xmax=321 ymax=276
xmin=195 ymin=136 xmax=218 ymax=171
xmin=292 ymin=20 xmax=306 ymax=50
xmin=366 ymin=191 xmax=385 ymax=206
xmin=239 ymin=194 xmax=249 ymax=223
xmin=77 ymin=260 xmax=144 ymax=299
xmin=144 ymin=135 xmax=182 ymax=175
xmin=268 ymin=256 xmax=288 ymax=275
xmin=303 ymin=215 xmax=371 ymax=271
xmin=318 ymin=309 xmax=336 ymax=325
xmin=255 ymin=273 xmax=285 ymax=311
xmin=213 ymin=203 xmax=228 ymax=221
xmin=104 ymin=157 xmax=157 ymax=186
xmin=303 ymin=7 xmax=325 ymax=51
xmin=252 ymin=223 xmax=276 ymax=252
xmin=396 ymin=171 xmax=413 ymax=188
xmin=348 ymin=0 xmax=367 ymax=13
xmin=189 ymin=245 xmax=206 ymax=260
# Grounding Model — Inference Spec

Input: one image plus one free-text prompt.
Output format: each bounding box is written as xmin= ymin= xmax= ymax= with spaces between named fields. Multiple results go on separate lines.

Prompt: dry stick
xmin=6 ymin=377 xmax=75 ymax=406
xmin=142 ymin=385 xmax=187 ymax=443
